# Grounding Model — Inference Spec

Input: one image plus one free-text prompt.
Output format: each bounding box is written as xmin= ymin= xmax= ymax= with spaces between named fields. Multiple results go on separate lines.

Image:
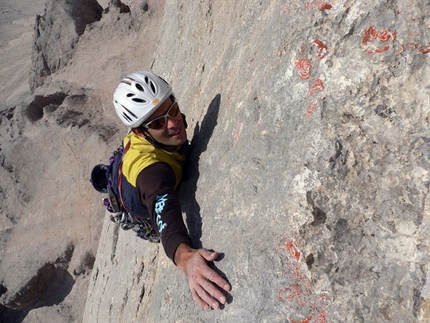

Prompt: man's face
xmin=144 ymin=97 xmax=187 ymax=147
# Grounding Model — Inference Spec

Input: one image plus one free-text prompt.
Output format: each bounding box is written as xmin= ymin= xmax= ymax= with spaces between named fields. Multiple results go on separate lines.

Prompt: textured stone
xmin=0 ymin=0 xmax=429 ymax=322
xmin=90 ymin=0 xmax=428 ymax=321
xmin=0 ymin=0 xmax=165 ymax=322
xmin=30 ymin=0 xmax=103 ymax=91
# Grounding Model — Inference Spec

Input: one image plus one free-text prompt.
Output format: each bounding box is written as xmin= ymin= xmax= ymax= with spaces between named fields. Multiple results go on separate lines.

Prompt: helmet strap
xmin=139 ymin=127 xmax=177 ymax=151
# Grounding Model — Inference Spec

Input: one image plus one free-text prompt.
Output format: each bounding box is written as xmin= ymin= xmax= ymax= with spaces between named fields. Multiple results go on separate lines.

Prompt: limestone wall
xmin=0 ymin=0 xmax=429 ymax=322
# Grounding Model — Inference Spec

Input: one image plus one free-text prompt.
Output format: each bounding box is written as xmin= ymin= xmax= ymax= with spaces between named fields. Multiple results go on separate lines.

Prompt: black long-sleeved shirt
xmin=136 ymin=162 xmax=192 ymax=262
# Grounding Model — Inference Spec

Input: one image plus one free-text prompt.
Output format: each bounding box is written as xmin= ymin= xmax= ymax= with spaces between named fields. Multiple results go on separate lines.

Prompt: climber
xmin=112 ymin=71 xmax=230 ymax=310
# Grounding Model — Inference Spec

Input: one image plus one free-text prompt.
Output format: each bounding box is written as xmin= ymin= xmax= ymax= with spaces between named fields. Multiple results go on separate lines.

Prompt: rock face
xmin=30 ymin=0 xmax=103 ymax=91
xmin=0 ymin=0 xmax=162 ymax=322
xmin=0 ymin=0 xmax=429 ymax=322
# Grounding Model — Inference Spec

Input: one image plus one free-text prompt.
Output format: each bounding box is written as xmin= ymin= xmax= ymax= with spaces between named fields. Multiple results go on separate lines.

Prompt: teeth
xmin=171 ymin=128 xmax=181 ymax=136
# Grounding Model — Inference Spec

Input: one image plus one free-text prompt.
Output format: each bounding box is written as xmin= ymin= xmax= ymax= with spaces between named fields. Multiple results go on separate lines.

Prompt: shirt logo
xmin=155 ymin=194 xmax=168 ymax=234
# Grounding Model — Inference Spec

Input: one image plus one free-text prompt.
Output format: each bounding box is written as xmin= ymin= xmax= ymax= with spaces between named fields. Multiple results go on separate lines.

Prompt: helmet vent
xmin=135 ymin=83 xmax=145 ymax=92
xmin=149 ymin=80 xmax=156 ymax=94
xmin=122 ymin=112 xmax=132 ymax=122
xmin=121 ymin=79 xmax=132 ymax=86
xmin=121 ymin=104 xmax=138 ymax=119
xmin=132 ymin=98 xmax=147 ymax=103
xmin=144 ymin=76 xmax=157 ymax=94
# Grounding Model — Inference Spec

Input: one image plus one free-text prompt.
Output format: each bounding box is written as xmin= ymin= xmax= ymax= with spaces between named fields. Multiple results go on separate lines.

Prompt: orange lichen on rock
xmin=362 ymin=25 xmax=396 ymax=45
xmin=309 ymin=79 xmax=324 ymax=96
xmin=318 ymin=2 xmax=332 ymax=10
xmin=295 ymin=58 xmax=312 ymax=80
xmin=313 ymin=40 xmax=328 ymax=59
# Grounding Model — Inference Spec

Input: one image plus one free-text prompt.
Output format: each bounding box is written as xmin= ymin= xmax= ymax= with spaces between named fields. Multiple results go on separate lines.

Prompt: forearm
xmin=136 ymin=163 xmax=192 ymax=261
xmin=151 ymin=193 xmax=193 ymax=261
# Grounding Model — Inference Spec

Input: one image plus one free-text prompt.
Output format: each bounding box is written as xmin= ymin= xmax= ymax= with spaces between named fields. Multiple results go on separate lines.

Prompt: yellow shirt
xmin=121 ymin=132 xmax=185 ymax=188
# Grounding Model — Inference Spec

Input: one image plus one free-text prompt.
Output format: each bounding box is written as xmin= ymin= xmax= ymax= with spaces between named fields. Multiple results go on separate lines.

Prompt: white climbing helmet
xmin=113 ymin=71 xmax=172 ymax=128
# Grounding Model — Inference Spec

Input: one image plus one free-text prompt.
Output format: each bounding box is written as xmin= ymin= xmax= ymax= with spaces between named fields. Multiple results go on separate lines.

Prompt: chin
xmin=162 ymin=132 xmax=187 ymax=147
xmin=173 ymin=129 xmax=187 ymax=144
xmin=173 ymin=134 xmax=187 ymax=146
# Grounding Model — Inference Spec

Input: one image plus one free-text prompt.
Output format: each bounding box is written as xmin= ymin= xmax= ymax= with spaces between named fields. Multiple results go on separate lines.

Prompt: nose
xmin=166 ymin=115 xmax=180 ymax=129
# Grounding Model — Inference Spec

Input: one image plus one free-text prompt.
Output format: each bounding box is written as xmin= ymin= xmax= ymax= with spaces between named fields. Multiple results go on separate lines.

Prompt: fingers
xmin=198 ymin=249 xmax=231 ymax=294
xmin=181 ymin=247 xmax=231 ymax=310
xmin=198 ymin=248 xmax=219 ymax=262
xmin=190 ymin=264 xmax=229 ymax=309
xmin=206 ymin=267 xmax=231 ymax=292
xmin=191 ymin=288 xmax=211 ymax=310
xmin=198 ymin=250 xmax=231 ymax=292
xmin=192 ymin=281 xmax=224 ymax=310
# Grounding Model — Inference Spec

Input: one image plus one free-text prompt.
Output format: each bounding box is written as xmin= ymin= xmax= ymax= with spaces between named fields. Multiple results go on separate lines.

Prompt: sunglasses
xmin=142 ymin=100 xmax=180 ymax=130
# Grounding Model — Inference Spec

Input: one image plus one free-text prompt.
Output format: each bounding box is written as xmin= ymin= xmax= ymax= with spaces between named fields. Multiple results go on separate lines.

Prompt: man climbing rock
xmin=110 ymin=71 xmax=230 ymax=310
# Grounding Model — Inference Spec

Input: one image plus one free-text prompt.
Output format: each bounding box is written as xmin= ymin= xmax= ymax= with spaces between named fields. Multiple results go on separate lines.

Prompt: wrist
xmin=174 ymin=242 xmax=194 ymax=270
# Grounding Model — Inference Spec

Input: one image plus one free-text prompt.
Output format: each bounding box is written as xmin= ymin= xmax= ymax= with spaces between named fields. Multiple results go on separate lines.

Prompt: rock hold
xmin=104 ymin=0 xmax=131 ymax=14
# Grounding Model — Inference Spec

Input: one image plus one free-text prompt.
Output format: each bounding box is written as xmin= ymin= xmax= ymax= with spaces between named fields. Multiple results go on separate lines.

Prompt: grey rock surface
xmin=0 ymin=0 xmax=429 ymax=322
xmin=30 ymin=0 xmax=103 ymax=91
xmin=86 ymin=0 xmax=430 ymax=322
xmin=0 ymin=0 xmax=161 ymax=322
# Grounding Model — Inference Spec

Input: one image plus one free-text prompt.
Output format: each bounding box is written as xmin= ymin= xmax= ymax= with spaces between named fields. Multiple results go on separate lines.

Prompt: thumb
xmin=198 ymin=248 xmax=219 ymax=261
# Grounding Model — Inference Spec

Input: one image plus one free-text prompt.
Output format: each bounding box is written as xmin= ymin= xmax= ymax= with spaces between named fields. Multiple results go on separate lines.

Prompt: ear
xmin=132 ymin=127 xmax=145 ymax=137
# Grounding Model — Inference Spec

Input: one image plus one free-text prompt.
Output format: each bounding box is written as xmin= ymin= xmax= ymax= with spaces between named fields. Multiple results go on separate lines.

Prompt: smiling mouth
xmin=170 ymin=128 xmax=181 ymax=137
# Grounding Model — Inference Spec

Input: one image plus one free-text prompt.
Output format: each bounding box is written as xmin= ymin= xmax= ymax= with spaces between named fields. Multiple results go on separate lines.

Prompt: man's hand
xmin=174 ymin=243 xmax=231 ymax=310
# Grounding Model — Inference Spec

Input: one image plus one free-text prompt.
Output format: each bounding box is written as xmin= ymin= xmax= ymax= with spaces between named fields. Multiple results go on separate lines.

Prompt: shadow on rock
xmin=211 ymin=251 xmax=234 ymax=307
xmin=0 ymin=264 xmax=75 ymax=322
xmin=179 ymin=94 xmax=221 ymax=248
xmin=0 ymin=304 xmax=28 ymax=323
